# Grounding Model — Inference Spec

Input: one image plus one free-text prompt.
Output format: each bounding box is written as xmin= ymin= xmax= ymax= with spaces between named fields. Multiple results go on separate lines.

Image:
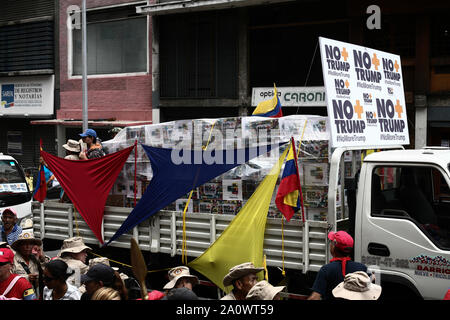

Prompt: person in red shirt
xmin=0 ymin=248 xmax=36 ymax=300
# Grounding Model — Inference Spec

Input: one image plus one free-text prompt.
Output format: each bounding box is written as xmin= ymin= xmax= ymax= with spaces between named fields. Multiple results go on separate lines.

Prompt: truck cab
xmin=0 ymin=153 xmax=33 ymax=230
xmin=355 ymin=147 xmax=450 ymax=299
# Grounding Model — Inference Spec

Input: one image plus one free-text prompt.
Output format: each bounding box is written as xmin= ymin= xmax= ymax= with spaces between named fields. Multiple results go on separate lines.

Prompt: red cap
xmin=328 ymin=231 xmax=354 ymax=252
xmin=1 ymin=208 xmax=17 ymax=217
xmin=0 ymin=248 xmax=14 ymax=264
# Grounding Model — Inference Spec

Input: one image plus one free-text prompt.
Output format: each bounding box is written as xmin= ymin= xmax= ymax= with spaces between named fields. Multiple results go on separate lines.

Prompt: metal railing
xmin=33 ymin=200 xmax=328 ymax=273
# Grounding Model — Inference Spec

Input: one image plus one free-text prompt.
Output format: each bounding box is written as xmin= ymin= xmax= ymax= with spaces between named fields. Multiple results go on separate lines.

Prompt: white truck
xmin=31 ymin=117 xmax=450 ymax=300
xmin=0 ymin=153 xmax=34 ymax=230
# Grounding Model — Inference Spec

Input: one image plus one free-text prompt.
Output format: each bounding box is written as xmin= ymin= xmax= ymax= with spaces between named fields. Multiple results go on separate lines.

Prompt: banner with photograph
xmin=319 ymin=37 xmax=409 ymax=148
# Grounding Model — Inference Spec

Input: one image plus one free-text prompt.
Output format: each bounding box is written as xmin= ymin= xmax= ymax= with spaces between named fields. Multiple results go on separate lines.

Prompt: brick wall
xmin=58 ymin=0 xmax=152 ymax=122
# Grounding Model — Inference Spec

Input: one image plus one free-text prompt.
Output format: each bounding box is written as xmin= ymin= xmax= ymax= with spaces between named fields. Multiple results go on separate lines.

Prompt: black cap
xmin=81 ymin=263 xmax=115 ymax=285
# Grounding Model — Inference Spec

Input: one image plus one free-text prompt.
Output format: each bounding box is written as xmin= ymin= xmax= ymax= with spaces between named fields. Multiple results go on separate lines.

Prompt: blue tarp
xmin=105 ymin=142 xmax=285 ymax=245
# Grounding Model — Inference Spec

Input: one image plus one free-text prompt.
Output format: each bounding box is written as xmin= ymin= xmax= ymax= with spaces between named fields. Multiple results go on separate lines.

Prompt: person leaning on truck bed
xmin=307 ymin=231 xmax=368 ymax=300
xmin=79 ymin=129 xmax=105 ymax=160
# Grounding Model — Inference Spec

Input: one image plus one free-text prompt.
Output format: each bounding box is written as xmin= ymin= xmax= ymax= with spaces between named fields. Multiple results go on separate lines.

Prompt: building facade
xmin=0 ymin=0 xmax=58 ymax=168
xmin=139 ymin=0 xmax=450 ymax=149
xmin=3 ymin=0 xmax=450 ymax=166
xmin=39 ymin=0 xmax=152 ymax=156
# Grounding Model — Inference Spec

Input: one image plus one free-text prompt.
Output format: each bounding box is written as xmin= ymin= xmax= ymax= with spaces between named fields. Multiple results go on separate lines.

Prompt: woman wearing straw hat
xmin=63 ymin=139 xmax=81 ymax=160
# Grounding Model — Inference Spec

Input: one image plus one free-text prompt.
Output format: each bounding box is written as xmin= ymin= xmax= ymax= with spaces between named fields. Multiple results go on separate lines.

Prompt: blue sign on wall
xmin=1 ymin=84 xmax=15 ymax=108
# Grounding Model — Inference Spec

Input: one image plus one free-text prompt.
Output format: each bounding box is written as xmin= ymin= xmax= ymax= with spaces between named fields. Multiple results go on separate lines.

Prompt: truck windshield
xmin=371 ymin=165 xmax=450 ymax=250
xmin=0 ymin=160 xmax=28 ymax=193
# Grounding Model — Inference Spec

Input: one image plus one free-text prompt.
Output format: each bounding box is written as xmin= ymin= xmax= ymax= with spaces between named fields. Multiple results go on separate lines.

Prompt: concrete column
xmin=415 ymin=106 xmax=427 ymax=148
xmin=56 ymin=124 xmax=66 ymax=157
xmin=237 ymin=8 xmax=249 ymax=117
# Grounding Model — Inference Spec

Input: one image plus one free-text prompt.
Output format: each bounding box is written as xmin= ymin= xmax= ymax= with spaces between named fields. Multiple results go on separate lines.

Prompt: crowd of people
xmin=3 ymin=127 xmax=442 ymax=301
xmin=1 ymin=215 xmax=385 ymax=301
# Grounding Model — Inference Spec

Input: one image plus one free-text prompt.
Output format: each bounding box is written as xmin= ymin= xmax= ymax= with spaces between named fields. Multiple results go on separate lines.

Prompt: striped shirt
xmin=0 ymin=225 xmax=22 ymax=245
xmin=43 ymin=283 xmax=81 ymax=300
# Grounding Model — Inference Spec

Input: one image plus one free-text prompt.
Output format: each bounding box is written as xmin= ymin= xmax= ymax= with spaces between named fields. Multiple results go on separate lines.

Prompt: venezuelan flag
xmin=275 ymin=139 xmax=304 ymax=222
xmin=252 ymin=84 xmax=283 ymax=118
xmin=33 ymin=164 xmax=47 ymax=203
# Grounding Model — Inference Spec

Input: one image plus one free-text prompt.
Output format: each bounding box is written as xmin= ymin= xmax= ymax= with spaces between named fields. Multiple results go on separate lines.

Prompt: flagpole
xmin=290 ymin=137 xmax=305 ymax=223
xmin=82 ymin=0 xmax=88 ymax=132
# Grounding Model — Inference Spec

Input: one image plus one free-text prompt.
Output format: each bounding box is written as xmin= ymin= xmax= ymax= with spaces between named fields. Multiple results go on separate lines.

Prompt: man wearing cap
xmin=11 ymin=230 xmax=43 ymax=298
xmin=163 ymin=266 xmax=199 ymax=292
xmin=221 ymin=262 xmax=264 ymax=300
xmin=308 ymin=230 xmax=368 ymax=300
xmin=79 ymin=128 xmax=105 ymax=160
xmin=80 ymin=263 xmax=116 ymax=300
xmin=0 ymin=248 xmax=37 ymax=300
xmin=56 ymin=237 xmax=91 ymax=287
xmin=0 ymin=208 xmax=22 ymax=246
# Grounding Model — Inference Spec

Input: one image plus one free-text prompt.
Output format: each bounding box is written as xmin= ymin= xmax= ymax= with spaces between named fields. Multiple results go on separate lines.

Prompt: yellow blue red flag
xmin=33 ymin=139 xmax=47 ymax=203
xmin=252 ymin=84 xmax=283 ymax=118
xmin=275 ymin=137 xmax=305 ymax=222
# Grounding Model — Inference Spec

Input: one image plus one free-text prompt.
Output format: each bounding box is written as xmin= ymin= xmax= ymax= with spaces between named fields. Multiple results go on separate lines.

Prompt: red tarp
xmin=41 ymin=146 xmax=134 ymax=244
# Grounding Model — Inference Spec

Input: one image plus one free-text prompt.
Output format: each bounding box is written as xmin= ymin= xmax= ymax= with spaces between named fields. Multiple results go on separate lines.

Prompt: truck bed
xmin=32 ymin=201 xmax=328 ymax=273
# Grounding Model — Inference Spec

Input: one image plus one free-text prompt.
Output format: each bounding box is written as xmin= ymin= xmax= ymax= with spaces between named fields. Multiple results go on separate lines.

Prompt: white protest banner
xmin=319 ymin=37 xmax=409 ymax=148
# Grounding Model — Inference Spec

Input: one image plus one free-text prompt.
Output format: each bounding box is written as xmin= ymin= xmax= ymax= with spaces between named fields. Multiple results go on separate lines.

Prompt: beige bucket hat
xmin=63 ymin=139 xmax=81 ymax=153
xmin=58 ymin=237 xmax=92 ymax=256
xmin=11 ymin=230 xmax=42 ymax=251
xmin=223 ymin=262 xmax=264 ymax=287
xmin=163 ymin=266 xmax=199 ymax=290
xmin=246 ymin=280 xmax=285 ymax=300
xmin=89 ymin=257 xmax=119 ymax=272
xmin=332 ymin=271 xmax=382 ymax=300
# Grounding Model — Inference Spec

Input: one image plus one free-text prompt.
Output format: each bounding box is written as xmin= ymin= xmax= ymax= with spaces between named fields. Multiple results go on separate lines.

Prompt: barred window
xmin=71 ymin=4 xmax=147 ymax=76
xmin=159 ymin=11 xmax=238 ymax=99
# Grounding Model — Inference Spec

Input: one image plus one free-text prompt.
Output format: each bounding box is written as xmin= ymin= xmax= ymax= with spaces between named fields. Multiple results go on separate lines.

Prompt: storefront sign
xmin=251 ymin=87 xmax=326 ymax=107
xmin=319 ymin=37 xmax=409 ymax=148
xmin=0 ymin=75 xmax=54 ymax=116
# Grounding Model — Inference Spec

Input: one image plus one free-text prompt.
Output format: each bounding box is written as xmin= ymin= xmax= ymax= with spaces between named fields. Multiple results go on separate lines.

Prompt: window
xmin=159 ymin=11 xmax=238 ymax=99
xmin=363 ymin=15 xmax=415 ymax=58
xmin=371 ymin=166 xmax=450 ymax=250
xmin=0 ymin=20 xmax=53 ymax=72
xmin=431 ymin=14 xmax=450 ymax=58
xmin=71 ymin=4 xmax=147 ymax=76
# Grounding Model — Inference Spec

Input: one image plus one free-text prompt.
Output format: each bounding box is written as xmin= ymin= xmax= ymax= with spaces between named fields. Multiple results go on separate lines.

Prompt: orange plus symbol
xmin=395 ymin=100 xmax=403 ymax=118
xmin=354 ymin=100 xmax=364 ymax=119
xmin=372 ymin=53 xmax=380 ymax=70
xmin=394 ymin=60 xmax=400 ymax=73
xmin=345 ymin=80 xmax=350 ymax=88
xmin=341 ymin=47 xmax=348 ymax=61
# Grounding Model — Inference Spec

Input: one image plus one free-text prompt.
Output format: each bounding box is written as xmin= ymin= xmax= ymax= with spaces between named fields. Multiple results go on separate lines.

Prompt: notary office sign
xmin=0 ymin=75 xmax=54 ymax=116
xmin=252 ymin=87 xmax=326 ymax=107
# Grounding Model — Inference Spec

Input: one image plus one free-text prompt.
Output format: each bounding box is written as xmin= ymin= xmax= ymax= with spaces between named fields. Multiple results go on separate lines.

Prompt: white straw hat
xmin=63 ymin=139 xmax=81 ymax=153
xmin=332 ymin=271 xmax=382 ymax=300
